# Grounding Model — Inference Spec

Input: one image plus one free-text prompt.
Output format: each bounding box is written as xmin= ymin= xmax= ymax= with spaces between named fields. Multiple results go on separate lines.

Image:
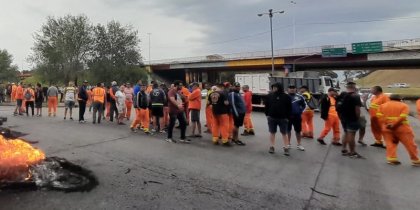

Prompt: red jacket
xmin=243 ymin=91 xmax=252 ymax=113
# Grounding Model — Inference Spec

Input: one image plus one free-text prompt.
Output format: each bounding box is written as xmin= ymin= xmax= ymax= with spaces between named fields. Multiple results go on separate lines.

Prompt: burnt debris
xmin=1 ymin=157 xmax=98 ymax=192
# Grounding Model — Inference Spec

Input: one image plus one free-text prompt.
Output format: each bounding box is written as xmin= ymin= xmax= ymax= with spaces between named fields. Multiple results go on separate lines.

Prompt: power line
xmin=206 ymin=16 xmax=420 ymax=46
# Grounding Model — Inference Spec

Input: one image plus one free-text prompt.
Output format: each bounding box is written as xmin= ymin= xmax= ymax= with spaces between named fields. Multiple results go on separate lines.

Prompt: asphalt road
xmin=1 ymin=105 xmax=420 ymax=210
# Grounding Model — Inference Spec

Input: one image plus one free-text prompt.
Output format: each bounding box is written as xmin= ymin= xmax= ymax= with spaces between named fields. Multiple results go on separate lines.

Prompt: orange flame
xmin=0 ymin=135 xmax=45 ymax=182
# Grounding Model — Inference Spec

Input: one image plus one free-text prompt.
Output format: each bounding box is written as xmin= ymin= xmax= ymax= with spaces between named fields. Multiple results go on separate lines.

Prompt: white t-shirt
xmin=116 ymin=90 xmax=126 ymax=111
xmin=64 ymin=87 xmax=76 ymax=101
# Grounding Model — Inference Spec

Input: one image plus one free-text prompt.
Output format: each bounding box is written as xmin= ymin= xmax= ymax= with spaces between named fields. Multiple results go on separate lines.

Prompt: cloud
xmin=0 ymin=0 xmax=419 ymax=70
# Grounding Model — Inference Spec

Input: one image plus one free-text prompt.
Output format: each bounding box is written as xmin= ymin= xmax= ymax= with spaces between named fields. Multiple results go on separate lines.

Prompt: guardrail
xmin=149 ymin=38 xmax=420 ymax=65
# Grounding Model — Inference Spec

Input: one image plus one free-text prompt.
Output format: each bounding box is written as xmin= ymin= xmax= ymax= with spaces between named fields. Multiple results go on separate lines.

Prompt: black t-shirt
xmin=340 ymin=92 xmax=362 ymax=122
xmin=209 ymin=91 xmax=229 ymax=115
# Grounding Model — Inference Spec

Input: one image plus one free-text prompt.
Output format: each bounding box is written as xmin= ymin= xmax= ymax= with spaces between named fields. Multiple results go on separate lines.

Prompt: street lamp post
xmin=291 ymin=1 xmax=297 ymax=54
xmin=258 ymin=9 xmax=285 ymax=75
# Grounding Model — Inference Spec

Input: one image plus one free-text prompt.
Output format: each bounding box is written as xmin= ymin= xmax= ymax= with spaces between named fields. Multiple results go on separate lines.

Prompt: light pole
xmin=291 ymin=1 xmax=297 ymax=54
xmin=258 ymin=9 xmax=285 ymax=75
xmin=147 ymin=33 xmax=151 ymax=66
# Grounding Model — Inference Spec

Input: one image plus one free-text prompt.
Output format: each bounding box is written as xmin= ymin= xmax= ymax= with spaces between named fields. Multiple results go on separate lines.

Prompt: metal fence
xmin=149 ymin=38 xmax=420 ymax=65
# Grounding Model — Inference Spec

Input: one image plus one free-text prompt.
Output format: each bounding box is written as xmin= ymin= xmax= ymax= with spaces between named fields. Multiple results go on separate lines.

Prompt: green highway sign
xmin=352 ymin=41 xmax=383 ymax=54
xmin=322 ymin=47 xmax=347 ymax=58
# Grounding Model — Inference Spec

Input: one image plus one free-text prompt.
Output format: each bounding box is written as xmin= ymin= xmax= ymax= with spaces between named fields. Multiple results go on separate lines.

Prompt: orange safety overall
xmin=131 ymin=108 xmax=149 ymax=132
xmin=243 ymin=91 xmax=254 ymax=133
xmin=416 ymin=99 xmax=420 ymax=120
xmin=377 ymin=101 xmax=420 ymax=164
xmin=301 ymin=92 xmax=314 ymax=138
xmin=369 ymin=93 xmax=390 ymax=145
xmin=212 ymin=114 xmax=229 ymax=143
xmin=319 ymin=96 xmax=340 ymax=142
xmin=48 ymin=96 xmax=58 ymax=115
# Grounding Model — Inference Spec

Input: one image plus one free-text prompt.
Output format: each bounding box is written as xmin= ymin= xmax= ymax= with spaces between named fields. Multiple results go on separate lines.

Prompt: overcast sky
xmin=1 ymin=0 xmax=420 ymax=70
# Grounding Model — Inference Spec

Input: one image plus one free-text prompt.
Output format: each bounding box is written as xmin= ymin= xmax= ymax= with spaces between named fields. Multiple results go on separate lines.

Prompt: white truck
xmin=235 ymin=73 xmax=335 ymax=108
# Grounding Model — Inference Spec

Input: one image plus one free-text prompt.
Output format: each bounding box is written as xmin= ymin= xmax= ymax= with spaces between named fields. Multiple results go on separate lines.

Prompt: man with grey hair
xmin=63 ymin=81 xmax=76 ymax=120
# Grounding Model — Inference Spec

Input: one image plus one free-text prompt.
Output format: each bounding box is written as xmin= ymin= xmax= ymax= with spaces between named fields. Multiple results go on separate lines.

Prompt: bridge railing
xmin=149 ymin=38 xmax=420 ymax=65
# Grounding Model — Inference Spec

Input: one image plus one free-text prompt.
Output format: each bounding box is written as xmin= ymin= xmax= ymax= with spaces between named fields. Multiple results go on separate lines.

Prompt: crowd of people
xmin=3 ymin=79 xmax=420 ymax=166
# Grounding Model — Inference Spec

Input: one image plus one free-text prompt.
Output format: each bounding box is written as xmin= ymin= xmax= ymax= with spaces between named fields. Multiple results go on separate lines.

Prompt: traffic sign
xmin=322 ymin=47 xmax=347 ymax=58
xmin=352 ymin=41 xmax=383 ymax=54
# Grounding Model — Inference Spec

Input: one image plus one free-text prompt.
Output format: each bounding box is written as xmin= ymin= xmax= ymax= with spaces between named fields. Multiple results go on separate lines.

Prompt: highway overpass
xmin=149 ymin=38 xmax=420 ymax=84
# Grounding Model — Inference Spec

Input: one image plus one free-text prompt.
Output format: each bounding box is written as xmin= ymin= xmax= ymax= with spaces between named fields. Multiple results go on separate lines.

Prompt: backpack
xmin=24 ymin=89 xmax=32 ymax=100
xmin=305 ymin=95 xmax=317 ymax=110
xmin=335 ymin=92 xmax=348 ymax=115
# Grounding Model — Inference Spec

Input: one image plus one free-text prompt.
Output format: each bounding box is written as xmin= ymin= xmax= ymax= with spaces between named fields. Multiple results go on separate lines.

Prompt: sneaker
xmin=241 ymin=131 xmax=250 ymax=136
xmin=349 ymin=152 xmax=364 ymax=159
xmin=287 ymin=144 xmax=292 ymax=149
xmin=341 ymin=150 xmax=349 ymax=156
xmin=297 ymin=145 xmax=305 ymax=151
xmin=248 ymin=130 xmax=255 ymax=136
xmin=283 ymin=147 xmax=290 ymax=156
xmin=358 ymin=140 xmax=367 ymax=146
xmin=165 ymin=138 xmax=176 ymax=143
xmin=387 ymin=160 xmax=401 ymax=165
xmin=70 ymin=117 xmax=74 ymax=121
xmin=332 ymin=142 xmax=343 ymax=146
xmin=371 ymin=142 xmax=386 ymax=149
xmin=269 ymin=146 xmax=275 ymax=154
xmin=412 ymin=160 xmax=420 ymax=167
xmin=233 ymin=140 xmax=246 ymax=146
xmin=64 ymin=117 xmax=66 ymax=120
xmin=222 ymin=142 xmax=232 ymax=147
xmin=151 ymin=129 xmax=157 ymax=133
xmin=195 ymin=134 xmax=202 ymax=138
xmin=130 ymin=127 xmax=136 ymax=132
xmin=179 ymin=138 xmax=191 ymax=144
xmin=159 ymin=130 xmax=166 ymax=134
xmin=317 ymin=138 xmax=327 ymax=145
xmin=213 ymin=141 xmax=220 ymax=145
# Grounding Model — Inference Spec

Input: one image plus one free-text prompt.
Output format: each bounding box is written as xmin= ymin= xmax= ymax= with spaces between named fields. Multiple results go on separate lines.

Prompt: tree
xmin=0 ymin=49 xmax=18 ymax=82
xmin=88 ymin=21 xmax=146 ymax=84
xmin=31 ymin=15 xmax=93 ymax=85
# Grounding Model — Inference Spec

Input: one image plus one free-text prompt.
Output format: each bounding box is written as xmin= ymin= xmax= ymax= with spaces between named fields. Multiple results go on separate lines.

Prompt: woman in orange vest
xmin=24 ymin=84 xmax=35 ymax=117
xmin=205 ymin=85 xmax=216 ymax=133
xmin=369 ymin=86 xmax=389 ymax=148
xmin=11 ymin=83 xmax=17 ymax=102
xmin=377 ymin=94 xmax=420 ymax=166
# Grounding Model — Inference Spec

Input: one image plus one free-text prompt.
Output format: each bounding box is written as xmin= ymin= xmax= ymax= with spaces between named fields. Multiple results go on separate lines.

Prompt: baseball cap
xmin=328 ymin=87 xmax=337 ymax=92
xmin=233 ymin=82 xmax=241 ymax=87
xmin=288 ymin=84 xmax=296 ymax=88
xmin=111 ymin=81 xmax=117 ymax=86
xmin=83 ymin=80 xmax=88 ymax=83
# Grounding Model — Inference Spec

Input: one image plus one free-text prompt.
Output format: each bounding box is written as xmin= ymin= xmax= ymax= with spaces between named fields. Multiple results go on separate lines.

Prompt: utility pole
xmin=258 ymin=9 xmax=285 ymax=75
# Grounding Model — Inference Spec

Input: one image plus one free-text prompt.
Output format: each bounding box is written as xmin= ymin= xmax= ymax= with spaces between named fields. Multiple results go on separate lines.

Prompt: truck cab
xmin=235 ymin=73 xmax=334 ymax=108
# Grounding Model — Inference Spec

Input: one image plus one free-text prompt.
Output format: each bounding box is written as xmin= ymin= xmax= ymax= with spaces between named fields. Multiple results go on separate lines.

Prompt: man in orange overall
xmin=242 ymin=85 xmax=255 ymax=136
xmin=369 ymin=86 xmax=389 ymax=148
xmin=204 ymin=84 xmax=215 ymax=133
xmin=11 ymin=83 xmax=17 ymax=102
xmin=130 ymin=84 xmax=150 ymax=134
xmin=317 ymin=88 xmax=341 ymax=145
xmin=124 ymin=83 xmax=134 ymax=120
xmin=209 ymin=84 xmax=231 ymax=146
xmin=300 ymin=86 xmax=314 ymax=139
xmin=416 ymin=98 xmax=420 ymax=120
xmin=376 ymin=94 xmax=420 ymax=166
xmin=47 ymin=84 xmax=59 ymax=117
